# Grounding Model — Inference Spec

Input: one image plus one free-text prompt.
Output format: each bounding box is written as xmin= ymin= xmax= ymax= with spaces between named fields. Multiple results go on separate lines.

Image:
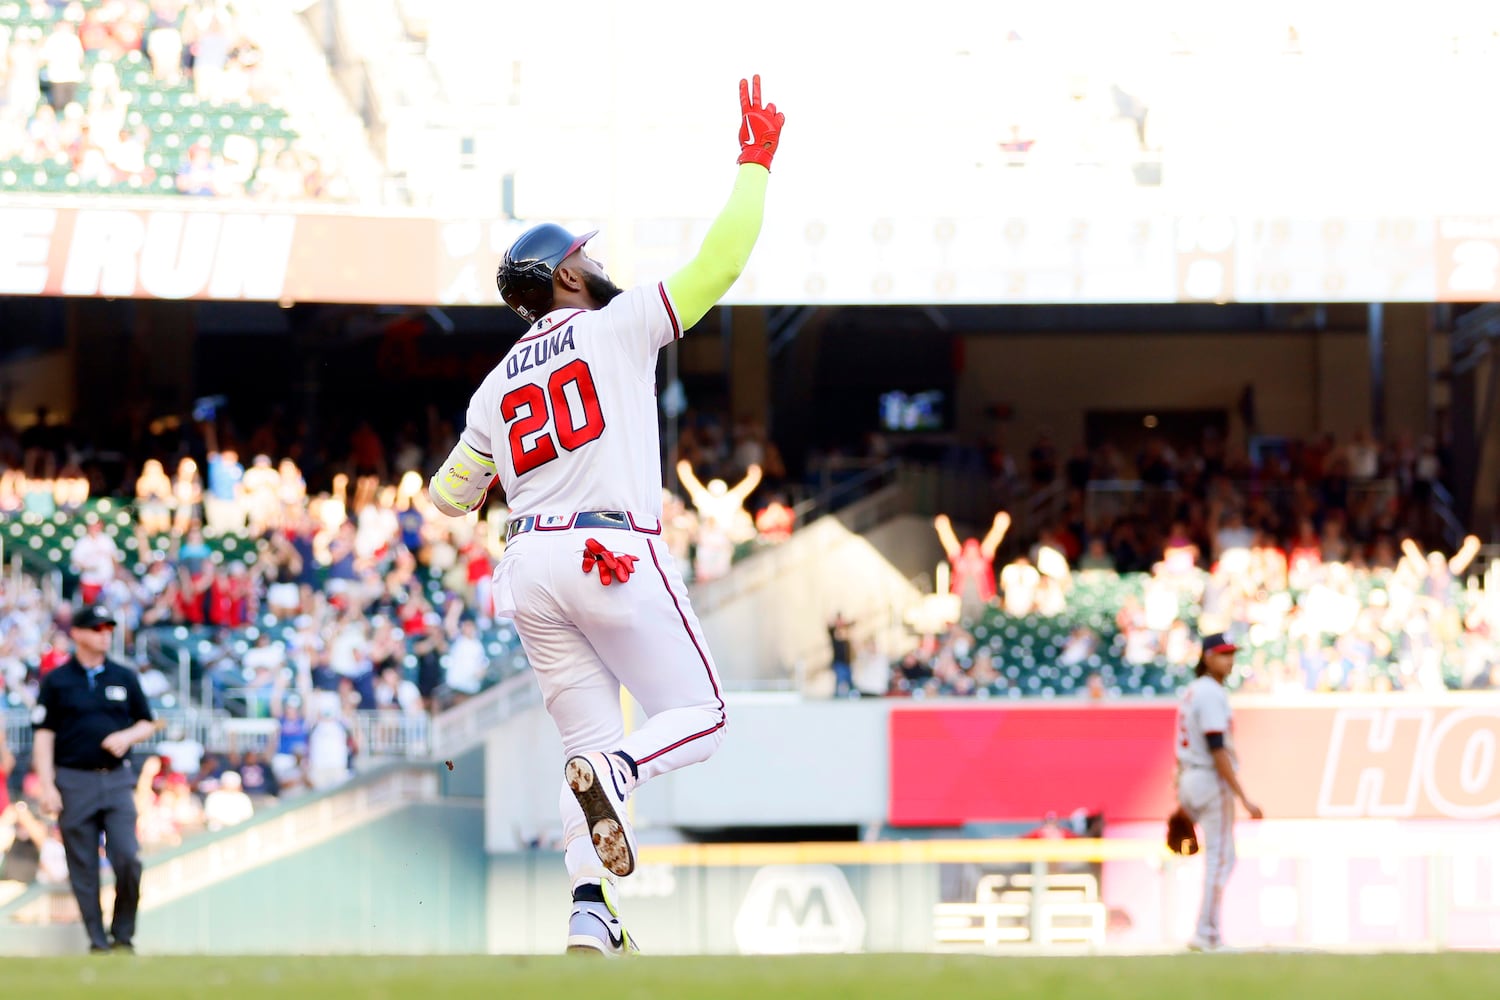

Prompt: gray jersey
xmin=1176 ymin=675 xmax=1235 ymax=770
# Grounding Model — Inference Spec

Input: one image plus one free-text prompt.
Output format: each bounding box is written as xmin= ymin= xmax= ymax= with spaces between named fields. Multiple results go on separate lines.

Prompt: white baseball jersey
xmin=459 ymin=278 xmax=726 ymax=893
xmin=459 ymin=282 xmax=683 ymax=520
xmin=1176 ymin=675 xmax=1236 ymax=770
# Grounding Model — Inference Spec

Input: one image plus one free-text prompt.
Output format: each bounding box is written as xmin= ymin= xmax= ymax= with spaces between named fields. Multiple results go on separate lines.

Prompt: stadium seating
xmin=0 ymin=500 xmax=526 ymax=711
xmin=965 ymin=576 xmax=1187 ymax=699
xmin=1 ymin=1 xmax=304 ymax=196
xmin=136 ymin=613 xmax=531 ymax=719
xmin=1 ymin=500 xmax=252 ymax=580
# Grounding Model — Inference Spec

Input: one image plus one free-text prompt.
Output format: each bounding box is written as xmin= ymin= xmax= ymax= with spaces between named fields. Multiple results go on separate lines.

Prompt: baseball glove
xmin=1166 ymin=807 xmax=1200 ymax=856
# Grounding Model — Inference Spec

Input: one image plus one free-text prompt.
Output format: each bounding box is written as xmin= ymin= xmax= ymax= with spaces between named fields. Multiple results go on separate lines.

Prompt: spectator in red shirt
xmin=38 ymin=631 xmax=70 ymax=679
xmin=464 ymin=538 xmax=493 ymax=624
xmin=349 ymin=421 xmax=388 ymax=482
xmin=175 ymin=566 xmax=208 ymax=625
xmin=753 ymin=494 xmax=795 ymax=543
xmin=1288 ymin=518 xmax=1323 ymax=584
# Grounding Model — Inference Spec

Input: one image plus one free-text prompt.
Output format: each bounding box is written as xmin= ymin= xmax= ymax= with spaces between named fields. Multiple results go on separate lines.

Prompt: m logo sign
xmin=733 ymin=865 xmax=866 ymax=954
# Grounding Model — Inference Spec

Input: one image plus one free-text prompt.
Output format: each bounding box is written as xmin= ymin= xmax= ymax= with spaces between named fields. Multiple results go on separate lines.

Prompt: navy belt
xmin=505 ymin=510 xmax=660 ymax=542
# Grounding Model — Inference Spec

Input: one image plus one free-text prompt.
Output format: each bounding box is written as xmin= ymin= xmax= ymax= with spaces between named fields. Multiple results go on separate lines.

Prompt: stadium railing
xmin=1 ymin=706 xmax=427 ymax=762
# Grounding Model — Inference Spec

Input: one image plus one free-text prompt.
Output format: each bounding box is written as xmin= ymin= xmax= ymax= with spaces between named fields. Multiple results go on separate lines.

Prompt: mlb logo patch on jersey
xmin=539 ymin=514 xmax=575 ymax=529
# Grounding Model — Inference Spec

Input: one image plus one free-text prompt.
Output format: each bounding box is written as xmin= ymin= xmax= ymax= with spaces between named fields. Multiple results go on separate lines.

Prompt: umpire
xmin=31 ymin=605 xmax=157 ymax=953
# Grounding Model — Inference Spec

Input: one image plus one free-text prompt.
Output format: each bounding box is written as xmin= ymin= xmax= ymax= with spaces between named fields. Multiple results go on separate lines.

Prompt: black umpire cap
xmin=72 ymin=605 xmax=118 ymax=630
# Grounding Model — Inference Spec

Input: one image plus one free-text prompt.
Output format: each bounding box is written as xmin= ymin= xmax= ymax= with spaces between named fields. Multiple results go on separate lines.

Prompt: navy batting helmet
xmin=495 ymin=223 xmax=598 ymax=323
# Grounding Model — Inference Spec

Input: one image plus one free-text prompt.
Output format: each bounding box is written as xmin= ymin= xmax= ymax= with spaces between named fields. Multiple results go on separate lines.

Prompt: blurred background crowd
xmin=0 ymin=0 xmax=342 ymax=198
xmin=849 ymin=426 xmax=1496 ymax=700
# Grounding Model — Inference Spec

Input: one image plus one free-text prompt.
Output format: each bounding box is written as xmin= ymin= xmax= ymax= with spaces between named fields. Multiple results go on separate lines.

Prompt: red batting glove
xmin=582 ymin=538 xmax=603 ymax=577
xmin=737 ymin=74 xmax=785 ymax=171
xmin=610 ymin=551 xmax=638 ymax=584
xmin=582 ymin=538 xmax=639 ymax=587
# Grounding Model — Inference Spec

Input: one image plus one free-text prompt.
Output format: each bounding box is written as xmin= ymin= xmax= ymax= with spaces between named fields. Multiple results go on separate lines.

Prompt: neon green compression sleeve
xmin=664 ymin=163 xmax=769 ymax=330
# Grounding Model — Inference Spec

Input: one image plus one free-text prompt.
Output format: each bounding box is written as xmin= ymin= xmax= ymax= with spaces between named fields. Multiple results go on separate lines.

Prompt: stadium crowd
xmin=0 ymin=0 xmax=341 ymax=198
xmin=0 ymin=402 xmax=803 ymax=883
xmin=856 ymin=429 xmax=1498 ymax=699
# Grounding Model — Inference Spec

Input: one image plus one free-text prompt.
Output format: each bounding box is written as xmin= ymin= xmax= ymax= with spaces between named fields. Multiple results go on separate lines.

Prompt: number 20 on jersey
xmin=501 ymin=359 xmax=606 ymax=476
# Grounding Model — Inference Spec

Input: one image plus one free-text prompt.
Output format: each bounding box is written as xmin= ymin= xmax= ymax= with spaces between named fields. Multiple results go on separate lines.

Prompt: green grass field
xmin=6 ymin=953 xmax=1500 ymax=1000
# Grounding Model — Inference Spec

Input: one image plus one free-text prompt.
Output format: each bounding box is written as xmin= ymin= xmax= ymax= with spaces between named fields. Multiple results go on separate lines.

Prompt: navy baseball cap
xmin=73 ymin=605 xmax=117 ymax=630
xmin=1201 ymin=632 xmax=1237 ymax=654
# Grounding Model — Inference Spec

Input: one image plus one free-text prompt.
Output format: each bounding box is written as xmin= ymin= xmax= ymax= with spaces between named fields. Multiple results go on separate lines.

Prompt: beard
xmin=581 ymin=270 xmax=624 ymax=308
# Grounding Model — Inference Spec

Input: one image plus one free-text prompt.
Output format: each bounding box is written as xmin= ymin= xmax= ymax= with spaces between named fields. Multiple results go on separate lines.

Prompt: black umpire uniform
xmin=31 ymin=605 xmax=155 ymax=952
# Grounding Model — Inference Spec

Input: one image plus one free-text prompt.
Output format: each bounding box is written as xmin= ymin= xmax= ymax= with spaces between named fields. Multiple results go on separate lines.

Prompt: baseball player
xmin=1174 ymin=632 xmax=1263 ymax=951
xmin=428 ymin=75 xmax=785 ymax=957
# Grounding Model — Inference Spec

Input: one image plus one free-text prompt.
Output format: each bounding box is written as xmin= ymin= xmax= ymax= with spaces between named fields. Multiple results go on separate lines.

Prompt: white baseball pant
xmin=1177 ymin=767 xmax=1237 ymax=945
xmin=494 ymin=527 xmax=727 ymax=886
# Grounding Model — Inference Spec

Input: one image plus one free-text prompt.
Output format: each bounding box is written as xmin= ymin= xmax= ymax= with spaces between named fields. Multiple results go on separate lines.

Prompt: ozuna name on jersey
xmin=507 ymin=326 xmax=578 ymax=379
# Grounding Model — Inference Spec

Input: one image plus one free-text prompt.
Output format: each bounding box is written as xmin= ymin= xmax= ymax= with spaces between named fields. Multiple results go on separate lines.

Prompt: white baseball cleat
xmin=565 ymin=752 xmax=638 ymax=878
xmin=1187 ymin=935 xmax=1220 ymax=953
xmin=566 ymin=902 xmax=638 ymax=957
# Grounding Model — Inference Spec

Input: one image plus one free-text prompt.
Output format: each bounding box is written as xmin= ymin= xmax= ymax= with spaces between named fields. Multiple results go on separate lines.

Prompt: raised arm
xmin=933 ymin=514 xmax=962 ymax=560
xmin=1400 ymin=538 xmax=1428 ymax=577
xmin=675 ymin=460 xmax=712 ymax=509
xmin=980 ymin=511 xmax=1012 ymax=560
xmin=1450 ymin=534 xmax=1482 ymax=575
xmin=664 ymin=75 xmax=785 ymax=331
xmin=725 ymin=464 xmax=763 ymax=508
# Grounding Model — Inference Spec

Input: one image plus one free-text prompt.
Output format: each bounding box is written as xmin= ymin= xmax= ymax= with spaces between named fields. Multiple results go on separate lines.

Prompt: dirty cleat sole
xmin=566 ymin=754 xmax=636 ymax=878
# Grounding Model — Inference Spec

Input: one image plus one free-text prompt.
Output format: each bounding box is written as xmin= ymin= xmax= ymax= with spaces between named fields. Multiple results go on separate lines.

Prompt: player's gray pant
xmin=1178 ymin=768 xmax=1236 ymax=944
xmin=56 ymin=764 xmax=142 ymax=950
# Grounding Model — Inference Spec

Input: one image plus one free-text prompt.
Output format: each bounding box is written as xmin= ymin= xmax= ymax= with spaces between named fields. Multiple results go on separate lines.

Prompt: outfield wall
xmin=484 ymin=694 xmax=1500 ymax=847
xmin=887 ymin=695 xmax=1500 ymax=825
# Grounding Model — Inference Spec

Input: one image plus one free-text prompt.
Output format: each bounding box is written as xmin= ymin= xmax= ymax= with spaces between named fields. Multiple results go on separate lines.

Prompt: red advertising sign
xmin=888 ymin=697 xmax=1500 ymax=826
